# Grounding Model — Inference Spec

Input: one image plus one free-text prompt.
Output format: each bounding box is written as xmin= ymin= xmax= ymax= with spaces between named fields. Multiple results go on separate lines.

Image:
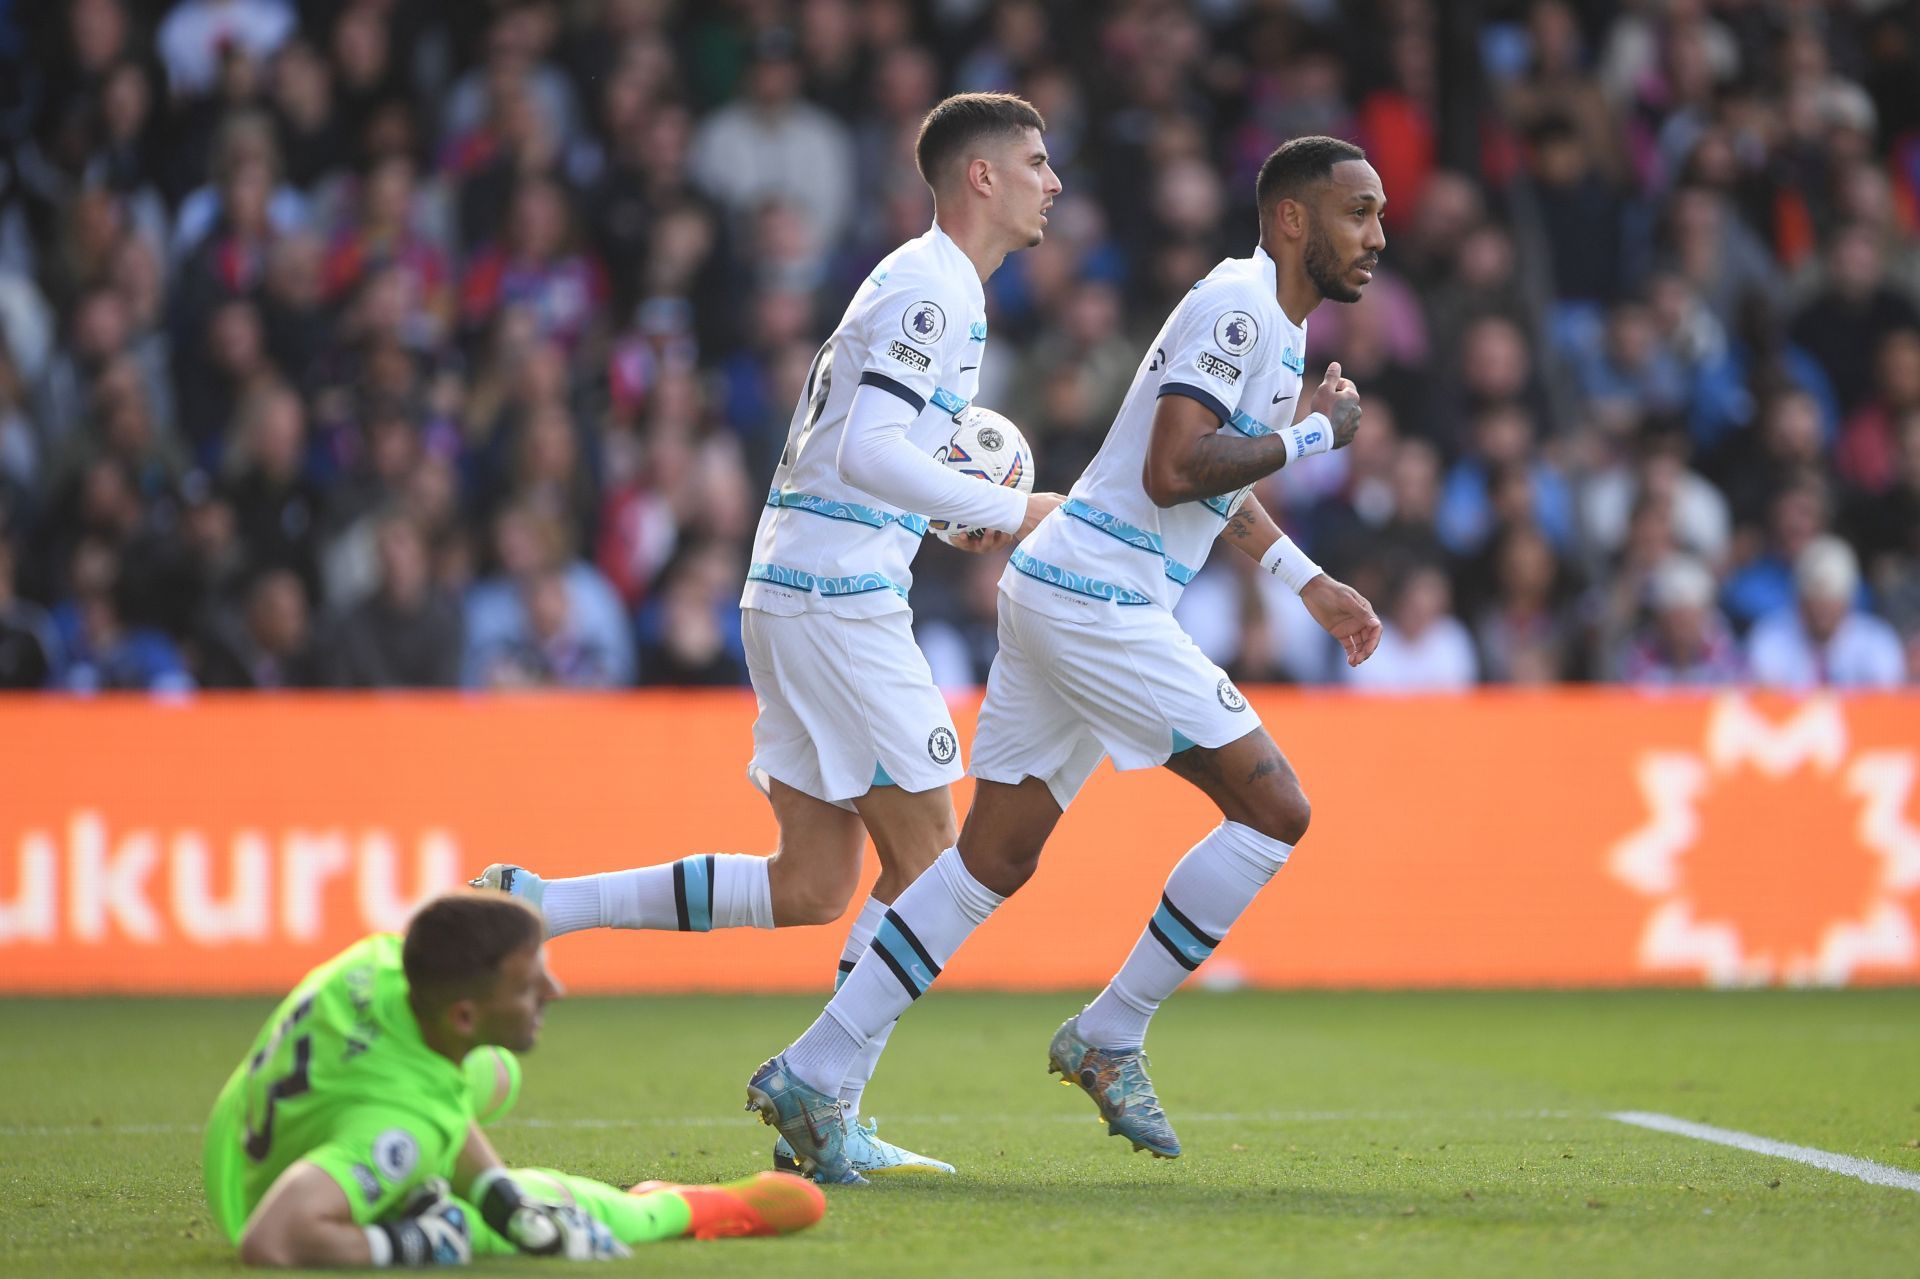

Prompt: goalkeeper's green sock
xmin=486 ymin=1171 xmax=691 ymax=1246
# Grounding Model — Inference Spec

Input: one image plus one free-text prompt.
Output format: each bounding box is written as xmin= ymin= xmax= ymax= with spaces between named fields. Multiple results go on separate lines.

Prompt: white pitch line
xmin=0 ymin=1108 xmax=1574 ymax=1139
xmin=1610 ymin=1111 xmax=1920 ymax=1194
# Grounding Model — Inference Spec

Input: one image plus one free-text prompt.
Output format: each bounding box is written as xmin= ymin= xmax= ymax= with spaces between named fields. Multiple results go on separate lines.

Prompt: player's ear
xmin=967 ymin=154 xmax=993 ymax=199
xmin=446 ymin=997 xmax=479 ymax=1038
xmin=1274 ymin=195 xmax=1307 ymax=242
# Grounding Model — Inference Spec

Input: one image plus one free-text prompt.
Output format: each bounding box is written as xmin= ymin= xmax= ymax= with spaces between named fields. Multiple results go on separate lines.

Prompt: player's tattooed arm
xmin=1144 ymin=393 xmax=1292 ymax=506
xmin=1216 ymin=491 xmax=1283 ymax=562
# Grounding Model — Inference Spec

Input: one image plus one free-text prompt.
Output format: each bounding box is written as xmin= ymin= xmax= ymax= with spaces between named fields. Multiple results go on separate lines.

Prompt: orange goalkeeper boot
xmin=627 ymin=1170 xmax=826 ymax=1239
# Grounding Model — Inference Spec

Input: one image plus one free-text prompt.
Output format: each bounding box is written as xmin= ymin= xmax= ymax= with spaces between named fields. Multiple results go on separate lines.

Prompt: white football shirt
xmin=1009 ymin=246 xmax=1312 ymax=615
xmin=742 ymin=224 xmax=989 ymax=618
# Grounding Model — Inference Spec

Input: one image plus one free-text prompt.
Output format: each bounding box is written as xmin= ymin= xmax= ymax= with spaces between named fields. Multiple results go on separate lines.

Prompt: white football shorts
xmin=743 ymin=607 xmax=964 ymax=808
xmin=970 ymin=578 xmax=1262 ymax=810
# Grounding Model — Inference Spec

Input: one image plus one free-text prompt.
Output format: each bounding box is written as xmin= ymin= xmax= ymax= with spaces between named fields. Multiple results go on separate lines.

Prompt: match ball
xmin=931 ymin=407 xmax=1035 ymax=545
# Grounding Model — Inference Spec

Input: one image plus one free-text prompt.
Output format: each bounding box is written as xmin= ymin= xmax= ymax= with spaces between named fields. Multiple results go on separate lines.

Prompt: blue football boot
xmin=774 ymin=1116 xmax=955 ymax=1180
xmin=745 ymin=1055 xmax=865 ymax=1185
xmin=1046 ymin=1014 xmax=1182 ymax=1158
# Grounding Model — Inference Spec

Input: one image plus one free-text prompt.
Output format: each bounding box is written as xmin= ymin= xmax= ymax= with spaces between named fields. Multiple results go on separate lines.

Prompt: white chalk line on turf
xmin=1610 ymin=1111 xmax=1920 ymax=1194
xmin=0 ymin=1108 xmax=1575 ymax=1138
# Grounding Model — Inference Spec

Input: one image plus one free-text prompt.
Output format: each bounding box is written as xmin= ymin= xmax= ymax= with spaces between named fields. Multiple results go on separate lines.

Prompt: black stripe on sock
xmin=870 ymin=938 xmax=925 ymax=999
xmin=836 ymin=959 xmax=858 ymax=974
xmin=701 ymin=854 xmax=716 ymax=925
xmin=671 ymin=861 xmax=690 ymax=931
xmin=883 ymin=910 xmax=942 ymax=981
xmin=1159 ymin=893 xmax=1222 ymax=949
xmin=1148 ymin=919 xmax=1202 ymax=971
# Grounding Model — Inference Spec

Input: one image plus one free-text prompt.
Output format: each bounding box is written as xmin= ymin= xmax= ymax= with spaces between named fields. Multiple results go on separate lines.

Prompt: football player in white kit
xmin=473 ymin=94 xmax=1064 ymax=1181
xmin=749 ymin=137 xmax=1386 ymax=1179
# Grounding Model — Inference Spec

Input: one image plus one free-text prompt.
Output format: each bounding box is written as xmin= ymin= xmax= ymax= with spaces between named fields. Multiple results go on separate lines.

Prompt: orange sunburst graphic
xmin=1609 ymin=695 xmax=1920 ymax=986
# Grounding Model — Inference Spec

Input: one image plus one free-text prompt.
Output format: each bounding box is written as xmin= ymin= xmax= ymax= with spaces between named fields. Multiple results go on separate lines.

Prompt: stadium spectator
xmin=1747 ymin=536 xmax=1904 ymax=689
xmin=1344 ymin=562 xmax=1478 ymax=692
xmin=198 ymin=564 xmax=323 ymax=688
xmin=0 ymin=537 xmax=57 ymax=688
xmin=326 ymin=509 xmax=462 ymax=688
xmin=0 ymin=0 xmax=1910 ymax=692
xmin=1616 ymin=553 xmax=1743 ymax=686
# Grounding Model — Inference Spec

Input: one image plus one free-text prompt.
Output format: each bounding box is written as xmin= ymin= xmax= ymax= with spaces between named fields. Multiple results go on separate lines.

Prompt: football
xmin=930 ymin=407 xmax=1035 ymax=545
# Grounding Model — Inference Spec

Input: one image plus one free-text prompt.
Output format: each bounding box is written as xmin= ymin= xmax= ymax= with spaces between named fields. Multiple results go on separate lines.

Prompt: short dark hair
xmin=1255 ymin=136 xmax=1368 ymax=220
xmin=403 ymin=893 xmax=543 ymax=1002
xmin=914 ymin=93 xmax=1046 ymax=187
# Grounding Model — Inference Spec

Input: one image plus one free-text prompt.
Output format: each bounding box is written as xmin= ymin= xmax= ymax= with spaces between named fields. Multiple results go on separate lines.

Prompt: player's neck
xmin=934 ymin=210 xmax=1004 ymax=283
xmin=1262 ymin=237 xmax=1323 ymax=328
xmin=410 ymin=996 xmax=475 ymax=1065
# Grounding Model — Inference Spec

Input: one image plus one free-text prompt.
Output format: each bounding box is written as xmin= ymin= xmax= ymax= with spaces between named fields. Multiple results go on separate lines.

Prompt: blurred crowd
xmin=0 ymin=0 xmax=1915 ymax=693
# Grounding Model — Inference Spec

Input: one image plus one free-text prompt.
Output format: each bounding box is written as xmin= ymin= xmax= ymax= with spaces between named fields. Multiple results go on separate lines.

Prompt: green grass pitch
xmin=4 ymin=989 xmax=1918 ymax=1277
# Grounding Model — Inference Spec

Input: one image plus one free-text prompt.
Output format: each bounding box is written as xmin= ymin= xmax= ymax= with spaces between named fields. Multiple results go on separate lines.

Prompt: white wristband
xmin=1260 ymin=535 xmax=1323 ymax=594
xmin=1281 ymin=412 xmax=1334 ymax=467
xmin=364 ymin=1226 xmax=394 ymax=1267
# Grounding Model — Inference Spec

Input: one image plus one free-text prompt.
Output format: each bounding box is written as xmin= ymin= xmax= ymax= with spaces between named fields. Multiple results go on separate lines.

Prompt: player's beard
xmin=1305 ymin=217 xmax=1364 ymax=304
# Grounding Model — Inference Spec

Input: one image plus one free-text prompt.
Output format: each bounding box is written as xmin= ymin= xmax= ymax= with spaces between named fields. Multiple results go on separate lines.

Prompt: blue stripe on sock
xmin=682 ymin=856 xmax=713 ymax=932
xmin=873 ymin=917 xmax=939 ymax=997
xmin=1149 ymin=899 xmax=1216 ymax=969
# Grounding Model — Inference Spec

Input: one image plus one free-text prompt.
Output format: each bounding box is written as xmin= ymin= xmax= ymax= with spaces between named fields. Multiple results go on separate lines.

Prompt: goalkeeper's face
xmin=473 ymin=943 xmax=562 ymax=1053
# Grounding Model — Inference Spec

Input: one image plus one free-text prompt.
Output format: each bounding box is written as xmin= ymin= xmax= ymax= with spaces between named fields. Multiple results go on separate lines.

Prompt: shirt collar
xmin=928 ymin=222 xmax=985 ymax=307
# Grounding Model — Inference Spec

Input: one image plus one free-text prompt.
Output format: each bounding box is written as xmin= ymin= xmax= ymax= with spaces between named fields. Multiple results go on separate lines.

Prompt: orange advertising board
xmin=1 ymin=691 xmax=1916 ymax=993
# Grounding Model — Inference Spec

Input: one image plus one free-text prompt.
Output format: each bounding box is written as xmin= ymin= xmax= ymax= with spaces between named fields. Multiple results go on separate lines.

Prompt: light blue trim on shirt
xmin=1060 ymin=498 xmax=1198 ymax=586
xmin=1225 ymin=410 xmax=1272 ymax=438
xmin=765 ymin=487 xmax=929 ymax=537
xmin=747 ymin=562 xmax=910 ymax=601
xmin=1009 ymin=548 xmax=1155 ymax=606
xmin=930 ymin=387 xmax=969 ymax=415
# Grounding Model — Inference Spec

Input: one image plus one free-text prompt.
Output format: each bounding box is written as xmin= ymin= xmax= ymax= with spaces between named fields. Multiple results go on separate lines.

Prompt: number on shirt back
xmin=781 ymin=340 xmax=835 ymax=470
xmin=244 ymin=995 xmax=316 ymax=1161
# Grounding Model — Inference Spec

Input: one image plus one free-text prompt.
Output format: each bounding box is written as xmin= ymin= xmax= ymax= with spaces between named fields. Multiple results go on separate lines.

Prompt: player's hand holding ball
xmin=931 ymin=407 xmax=1053 ymax=552
xmin=1310 ymin=361 xmax=1363 ymax=448
xmin=473 ymin=1169 xmax=631 ymax=1261
xmin=1300 ymin=574 xmax=1382 ymax=668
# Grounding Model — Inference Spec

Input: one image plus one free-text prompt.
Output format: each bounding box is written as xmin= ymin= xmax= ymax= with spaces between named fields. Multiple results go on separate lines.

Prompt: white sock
xmin=1076 ymin=821 xmax=1290 ymax=1051
xmin=784 ymin=847 xmax=1002 ymax=1094
xmin=542 ymin=855 xmax=774 ymax=938
xmin=833 ymin=896 xmax=894 ymax=1115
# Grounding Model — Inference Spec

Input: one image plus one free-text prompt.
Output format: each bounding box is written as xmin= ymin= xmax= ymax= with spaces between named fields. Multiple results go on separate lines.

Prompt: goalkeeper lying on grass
xmin=203 ymin=892 xmax=823 ymax=1267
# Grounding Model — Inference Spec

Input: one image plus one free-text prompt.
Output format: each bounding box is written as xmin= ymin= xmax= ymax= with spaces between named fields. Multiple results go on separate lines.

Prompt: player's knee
xmin=961 ymin=835 xmax=1043 ymax=897
xmin=769 ymin=877 xmax=854 ymax=927
xmin=1245 ymin=784 xmax=1310 ymax=846
xmin=237 ymin=1224 xmax=295 ymax=1269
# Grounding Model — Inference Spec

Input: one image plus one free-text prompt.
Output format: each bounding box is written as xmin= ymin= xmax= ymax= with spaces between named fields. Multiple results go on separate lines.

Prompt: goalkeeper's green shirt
xmin=202 ymin=934 xmax=473 ymax=1242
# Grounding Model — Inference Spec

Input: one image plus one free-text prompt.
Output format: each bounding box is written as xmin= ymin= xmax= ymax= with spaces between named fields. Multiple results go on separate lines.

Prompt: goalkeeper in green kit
xmin=203 ymin=893 xmax=824 ymax=1267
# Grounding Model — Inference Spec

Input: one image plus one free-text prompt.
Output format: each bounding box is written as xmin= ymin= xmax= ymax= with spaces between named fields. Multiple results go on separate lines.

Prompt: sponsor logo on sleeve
xmin=1214 ymin=311 xmax=1258 ymax=356
xmin=371 ymin=1129 xmax=420 ymax=1183
xmin=904 ymin=300 xmax=947 ymax=344
xmin=1196 ymin=352 xmax=1242 ymax=385
xmin=352 ymin=1164 xmax=382 ymax=1205
xmin=886 ymin=340 xmax=932 ymax=372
